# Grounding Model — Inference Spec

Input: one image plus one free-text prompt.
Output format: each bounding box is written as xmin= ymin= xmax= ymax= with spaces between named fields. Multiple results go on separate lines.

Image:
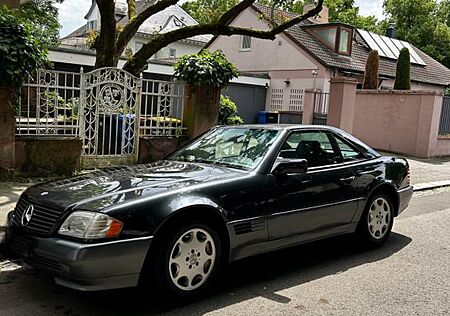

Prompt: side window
xmin=334 ymin=136 xmax=364 ymax=162
xmin=279 ymin=131 xmax=338 ymax=167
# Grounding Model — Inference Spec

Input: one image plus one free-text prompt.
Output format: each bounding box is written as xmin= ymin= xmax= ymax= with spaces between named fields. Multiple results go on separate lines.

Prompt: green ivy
xmin=0 ymin=7 xmax=48 ymax=87
xmin=173 ymin=50 xmax=240 ymax=88
xmin=219 ymin=95 xmax=244 ymax=125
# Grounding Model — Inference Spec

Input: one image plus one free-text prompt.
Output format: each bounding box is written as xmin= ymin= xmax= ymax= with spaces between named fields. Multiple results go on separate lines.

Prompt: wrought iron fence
xmin=15 ymin=69 xmax=81 ymax=137
xmin=15 ymin=68 xmax=185 ymax=143
xmin=140 ymin=79 xmax=184 ymax=137
xmin=439 ymin=96 xmax=450 ymax=135
xmin=312 ymin=91 xmax=329 ymax=125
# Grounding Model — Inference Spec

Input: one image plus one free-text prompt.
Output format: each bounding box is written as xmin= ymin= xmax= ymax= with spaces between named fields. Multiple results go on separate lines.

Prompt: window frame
xmin=272 ymin=129 xmax=370 ymax=172
xmin=168 ymin=47 xmax=177 ymax=58
xmin=240 ymin=35 xmax=252 ymax=51
xmin=304 ymin=24 xmax=353 ymax=56
xmin=329 ymin=133 xmax=367 ymax=163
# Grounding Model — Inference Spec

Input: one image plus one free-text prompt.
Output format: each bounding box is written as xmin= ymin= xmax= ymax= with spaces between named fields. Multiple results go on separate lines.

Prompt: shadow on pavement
xmin=0 ymin=232 xmax=412 ymax=315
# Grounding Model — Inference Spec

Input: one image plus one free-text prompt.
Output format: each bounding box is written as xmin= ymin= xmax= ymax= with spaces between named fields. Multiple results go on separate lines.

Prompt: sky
xmin=57 ymin=0 xmax=385 ymax=37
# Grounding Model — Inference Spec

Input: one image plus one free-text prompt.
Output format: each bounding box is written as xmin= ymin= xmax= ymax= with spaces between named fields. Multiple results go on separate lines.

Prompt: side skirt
xmin=229 ymin=222 xmax=358 ymax=262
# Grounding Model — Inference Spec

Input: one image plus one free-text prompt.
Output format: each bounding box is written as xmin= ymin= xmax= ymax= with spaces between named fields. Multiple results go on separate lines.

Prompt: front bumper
xmin=398 ymin=185 xmax=413 ymax=215
xmin=6 ymin=211 xmax=152 ymax=291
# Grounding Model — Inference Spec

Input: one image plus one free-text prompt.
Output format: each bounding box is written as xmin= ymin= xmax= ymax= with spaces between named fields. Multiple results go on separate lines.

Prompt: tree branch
xmin=116 ymin=0 xmax=180 ymax=55
xmin=217 ymin=0 xmax=256 ymax=26
xmin=127 ymin=0 xmax=136 ymax=20
xmin=123 ymin=0 xmax=324 ymax=75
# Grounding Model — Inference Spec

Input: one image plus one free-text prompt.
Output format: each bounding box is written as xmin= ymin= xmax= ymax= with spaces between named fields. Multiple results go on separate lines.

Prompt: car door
xmin=266 ymin=130 xmax=360 ymax=240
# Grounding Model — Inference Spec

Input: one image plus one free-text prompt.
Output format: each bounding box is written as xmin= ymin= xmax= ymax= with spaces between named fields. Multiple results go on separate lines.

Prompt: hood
xmin=22 ymin=160 xmax=245 ymax=211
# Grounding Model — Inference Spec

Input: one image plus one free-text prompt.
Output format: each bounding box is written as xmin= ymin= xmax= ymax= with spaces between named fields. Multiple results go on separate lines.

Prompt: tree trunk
xmin=0 ymin=86 xmax=16 ymax=170
xmin=183 ymin=84 xmax=221 ymax=139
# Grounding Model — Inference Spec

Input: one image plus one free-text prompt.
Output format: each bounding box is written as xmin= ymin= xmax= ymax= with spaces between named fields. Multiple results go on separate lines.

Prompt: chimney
xmin=386 ymin=23 xmax=396 ymax=38
xmin=303 ymin=3 xmax=329 ymax=23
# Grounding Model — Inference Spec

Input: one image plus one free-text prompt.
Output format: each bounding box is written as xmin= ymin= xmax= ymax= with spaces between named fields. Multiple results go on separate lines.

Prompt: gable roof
xmin=250 ymin=3 xmax=450 ymax=87
xmin=66 ymin=1 xmax=211 ymax=44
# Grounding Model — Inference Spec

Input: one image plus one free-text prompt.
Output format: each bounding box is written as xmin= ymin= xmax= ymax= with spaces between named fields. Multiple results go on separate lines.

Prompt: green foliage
xmin=219 ymin=95 xmax=244 ymax=125
xmin=445 ymin=87 xmax=450 ymax=96
xmin=363 ymin=50 xmax=379 ymax=89
xmin=174 ymin=50 xmax=240 ymax=88
xmin=18 ymin=0 xmax=63 ymax=48
xmin=394 ymin=48 xmax=411 ymax=90
xmin=181 ymin=0 xmax=240 ymax=24
xmin=182 ymin=1 xmax=305 ymax=24
xmin=0 ymin=7 xmax=48 ymax=87
xmin=384 ymin=0 xmax=450 ymax=69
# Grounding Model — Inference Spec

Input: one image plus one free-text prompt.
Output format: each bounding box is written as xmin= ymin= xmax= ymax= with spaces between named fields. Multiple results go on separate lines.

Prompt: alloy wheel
xmin=168 ymin=228 xmax=216 ymax=291
xmin=367 ymin=197 xmax=391 ymax=240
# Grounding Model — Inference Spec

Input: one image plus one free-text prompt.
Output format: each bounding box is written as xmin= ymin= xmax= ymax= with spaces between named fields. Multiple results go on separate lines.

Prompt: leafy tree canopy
xmin=182 ymin=0 xmax=385 ymax=33
xmin=384 ymin=0 xmax=450 ymax=69
xmin=17 ymin=0 xmax=63 ymax=48
xmin=0 ymin=6 xmax=48 ymax=87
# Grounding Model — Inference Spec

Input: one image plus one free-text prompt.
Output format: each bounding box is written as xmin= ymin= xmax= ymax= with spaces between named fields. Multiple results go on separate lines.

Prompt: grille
xmin=13 ymin=198 xmax=63 ymax=235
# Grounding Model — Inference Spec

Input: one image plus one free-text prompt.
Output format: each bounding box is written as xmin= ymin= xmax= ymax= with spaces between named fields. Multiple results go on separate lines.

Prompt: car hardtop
xmin=216 ymin=124 xmax=381 ymax=159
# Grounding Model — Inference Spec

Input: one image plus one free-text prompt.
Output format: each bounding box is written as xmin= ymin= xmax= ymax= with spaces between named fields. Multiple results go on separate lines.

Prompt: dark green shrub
xmin=394 ymin=48 xmax=411 ymax=90
xmin=363 ymin=50 xmax=379 ymax=89
xmin=219 ymin=95 xmax=244 ymax=125
xmin=174 ymin=50 xmax=239 ymax=88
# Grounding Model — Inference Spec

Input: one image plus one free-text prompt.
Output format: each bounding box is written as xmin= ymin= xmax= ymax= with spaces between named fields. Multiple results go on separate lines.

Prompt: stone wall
xmin=138 ymin=137 xmax=187 ymax=163
xmin=15 ymin=137 xmax=82 ymax=176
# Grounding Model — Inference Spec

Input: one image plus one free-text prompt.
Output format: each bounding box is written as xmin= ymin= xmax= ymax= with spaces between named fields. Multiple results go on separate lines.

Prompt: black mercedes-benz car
xmin=7 ymin=125 xmax=413 ymax=298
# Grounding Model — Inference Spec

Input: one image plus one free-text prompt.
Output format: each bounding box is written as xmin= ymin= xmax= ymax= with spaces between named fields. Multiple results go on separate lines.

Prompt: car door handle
xmin=340 ymin=176 xmax=355 ymax=184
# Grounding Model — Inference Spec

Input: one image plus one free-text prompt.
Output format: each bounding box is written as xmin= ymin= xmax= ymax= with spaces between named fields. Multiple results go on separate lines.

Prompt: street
xmin=1 ymin=187 xmax=449 ymax=316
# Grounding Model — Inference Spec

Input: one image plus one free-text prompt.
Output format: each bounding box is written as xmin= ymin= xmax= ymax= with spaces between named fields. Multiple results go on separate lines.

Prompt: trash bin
xmin=117 ymin=113 xmax=135 ymax=154
xmin=258 ymin=111 xmax=279 ymax=124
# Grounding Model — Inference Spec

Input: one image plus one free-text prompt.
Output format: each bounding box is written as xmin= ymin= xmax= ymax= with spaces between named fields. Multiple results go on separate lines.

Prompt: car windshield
xmin=169 ymin=127 xmax=280 ymax=170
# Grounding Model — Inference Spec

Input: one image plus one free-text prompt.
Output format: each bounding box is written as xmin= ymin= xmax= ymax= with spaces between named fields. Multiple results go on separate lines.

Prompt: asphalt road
xmin=0 ymin=188 xmax=449 ymax=316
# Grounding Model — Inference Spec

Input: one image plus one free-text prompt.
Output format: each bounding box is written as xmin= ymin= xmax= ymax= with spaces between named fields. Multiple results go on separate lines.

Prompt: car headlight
xmin=59 ymin=211 xmax=123 ymax=240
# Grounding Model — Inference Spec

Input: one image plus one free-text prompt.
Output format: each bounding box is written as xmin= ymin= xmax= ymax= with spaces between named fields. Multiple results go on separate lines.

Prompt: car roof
xmin=219 ymin=124 xmax=342 ymax=132
xmin=217 ymin=124 xmax=381 ymax=158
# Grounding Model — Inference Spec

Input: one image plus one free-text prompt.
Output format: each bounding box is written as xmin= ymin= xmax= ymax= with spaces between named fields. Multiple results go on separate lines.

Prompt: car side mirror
xmin=272 ymin=158 xmax=308 ymax=176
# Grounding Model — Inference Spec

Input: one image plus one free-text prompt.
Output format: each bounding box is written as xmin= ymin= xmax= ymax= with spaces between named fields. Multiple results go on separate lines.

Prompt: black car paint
xmin=7 ymin=125 xmax=412 ymax=289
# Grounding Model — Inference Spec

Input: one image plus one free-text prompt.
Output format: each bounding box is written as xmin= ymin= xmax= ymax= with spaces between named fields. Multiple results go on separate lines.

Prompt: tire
xmin=146 ymin=219 xmax=223 ymax=301
xmin=356 ymin=194 xmax=394 ymax=247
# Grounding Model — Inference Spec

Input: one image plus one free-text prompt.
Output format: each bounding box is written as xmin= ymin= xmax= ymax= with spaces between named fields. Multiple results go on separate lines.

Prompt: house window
xmin=169 ymin=48 xmax=177 ymax=58
xmin=88 ymin=20 xmax=97 ymax=31
xmin=339 ymin=28 xmax=351 ymax=54
xmin=311 ymin=28 xmax=337 ymax=49
xmin=305 ymin=24 xmax=353 ymax=56
xmin=136 ymin=42 xmax=144 ymax=52
xmin=240 ymin=35 xmax=252 ymax=51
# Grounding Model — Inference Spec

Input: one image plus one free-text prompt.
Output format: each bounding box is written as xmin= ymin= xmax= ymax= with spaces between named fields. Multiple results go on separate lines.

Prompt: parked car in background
xmin=7 ymin=125 xmax=413 ymax=299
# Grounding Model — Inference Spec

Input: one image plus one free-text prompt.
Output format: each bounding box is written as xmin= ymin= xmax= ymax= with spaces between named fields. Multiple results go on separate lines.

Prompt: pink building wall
xmin=325 ymin=77 xmax=449 ymax=158
xmin=208 ymin=8 xmax=332 ymax=111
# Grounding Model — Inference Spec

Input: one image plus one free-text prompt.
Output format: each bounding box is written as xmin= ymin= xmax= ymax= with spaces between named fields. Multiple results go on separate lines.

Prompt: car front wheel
xmin=149 ymin=220 xmax=223 ymax=300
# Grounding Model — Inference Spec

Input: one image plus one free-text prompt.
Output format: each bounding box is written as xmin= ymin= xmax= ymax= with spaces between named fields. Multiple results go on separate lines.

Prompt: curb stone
xmin=0 ymin=181 xmax=449 ymax=246
xmin=413 ymin=180 xmax=450 ymax=192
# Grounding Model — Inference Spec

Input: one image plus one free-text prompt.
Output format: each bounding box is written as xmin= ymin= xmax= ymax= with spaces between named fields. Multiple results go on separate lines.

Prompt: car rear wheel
xmin=147 ymin=220 xmax=223 ymax=300
xmin=357 ymin=194 xmax=394 ymax=246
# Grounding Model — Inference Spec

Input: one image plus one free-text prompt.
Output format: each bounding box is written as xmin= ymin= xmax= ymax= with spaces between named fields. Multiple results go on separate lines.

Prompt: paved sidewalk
xmin=1 ymin=155 xmax=450 ymax=228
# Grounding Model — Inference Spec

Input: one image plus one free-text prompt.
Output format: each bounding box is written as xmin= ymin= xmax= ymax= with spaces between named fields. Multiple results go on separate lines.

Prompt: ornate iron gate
xmin=80 ymin=68 xmax=141 ymax=167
